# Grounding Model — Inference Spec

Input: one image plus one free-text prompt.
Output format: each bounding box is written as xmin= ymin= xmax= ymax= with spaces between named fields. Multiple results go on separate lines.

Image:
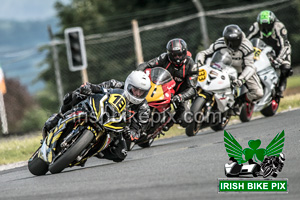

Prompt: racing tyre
xmin=239 ymin=102 xmax=254 ymax=122
xmin=185 ymin=97 xmax=205 ymax=137
xmin=49 ymin=130 xmax=94 ymax=174
xmin=261 ymin=98 xmax=280 ymax=117
xmin=263 ymin=166 xmax=274 ymax=178
xmin=28 ymin=147 xmax=48 ymax=176
xmin=210 ymin=115 xmax=231 ymax=132
xmin=125 ymin=139 xmax=135 ymax=151
xmin=138 ymin=138 xmax=154 ymax=148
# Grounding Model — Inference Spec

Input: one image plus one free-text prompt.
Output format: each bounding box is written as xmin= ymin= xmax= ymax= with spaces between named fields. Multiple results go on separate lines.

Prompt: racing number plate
xmin=198 ymin=69 xmax=207 ymax=82
xmin=253 ymin=47 xmax=262 ymax=60
xmin=108 ymin=94 xmax=126 ymax=113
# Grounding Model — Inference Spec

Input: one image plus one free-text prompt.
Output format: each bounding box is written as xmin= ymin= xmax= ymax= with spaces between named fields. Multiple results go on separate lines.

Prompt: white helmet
xmin=124 ymin=71 xmax=151 ymax=104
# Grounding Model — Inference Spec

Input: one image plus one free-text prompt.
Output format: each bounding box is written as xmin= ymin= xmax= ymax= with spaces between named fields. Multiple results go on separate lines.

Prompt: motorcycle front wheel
xmin=138 ymin=138 xmax=154 ymax=148
xmin=185 ymin=97 xmax=206 ymax=137
xmin=125 ymin=139 xmax=135 ymax=151
xmin=49 ymin=129 xmax=94 ymax=174
xmin=28 ymin=146 xmax=48 ymax=176
xmin=210 ymin=115 xmax=231 ymax=132
xmin=239 ymin=102 xmax=254 ymax=122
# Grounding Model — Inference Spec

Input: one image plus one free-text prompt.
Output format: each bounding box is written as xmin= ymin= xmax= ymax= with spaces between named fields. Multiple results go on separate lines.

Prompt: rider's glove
xmin=130 ymin=131 xmax=140 ymax=142
xmin=172 ymin=94 xmax=182 ymax=106
xmin=272 ymin=58 xmax=283 ymax=68
xmin=197 ymin=58 xmax=205 ymax=67
xmin=80 ymin=84 xmax=92 ymax=95
xmin=123 ymin=127 xmax=139 ymax=142
xmin=232 ymin=79 xmax=244 ymax=87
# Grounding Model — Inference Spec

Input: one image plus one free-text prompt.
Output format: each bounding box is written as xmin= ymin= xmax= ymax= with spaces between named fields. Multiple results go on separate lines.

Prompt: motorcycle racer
xmin=43 ymin=71 xmax=151 ymax=160
xmin=196 ymin=24 xmax=264 ymax=105
xmin=247 ymin=10 xmax=293 ymax=97
xmin=137 ymin=38 xmax=198 ymax=131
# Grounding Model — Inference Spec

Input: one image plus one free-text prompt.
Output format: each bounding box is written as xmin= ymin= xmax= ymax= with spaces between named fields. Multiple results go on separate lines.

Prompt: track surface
xmin=0 ymin=109 xmax=299 ymax=200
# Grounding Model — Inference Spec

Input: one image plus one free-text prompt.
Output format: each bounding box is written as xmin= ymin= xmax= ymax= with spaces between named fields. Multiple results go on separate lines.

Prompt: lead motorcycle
xmin=28 ymin=88 xmax=128 ymax=175
xmin=239 ymin=38 xmax=280 ymax=122
xmin=186 ymin=50 xmax=245 ymax=136
xmin=126 ymin=67 xmax=176 ymax=149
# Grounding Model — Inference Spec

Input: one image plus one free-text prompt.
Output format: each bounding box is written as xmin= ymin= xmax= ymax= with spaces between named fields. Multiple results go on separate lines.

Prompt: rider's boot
xmin=42 ymin=113 xmax=63 ymax=139
xmin=162 ymin=120 xmax=175 ymax=132
xmin=231 ymin=94 xmax=252 ymax=115
xmin=276 ymin=77 xmax=287 ymax=98
xmin=277 ymin=66 xmax=293 ymax=98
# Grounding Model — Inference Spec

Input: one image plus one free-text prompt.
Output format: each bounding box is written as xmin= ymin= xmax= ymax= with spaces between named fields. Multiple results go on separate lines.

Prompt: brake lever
xmin=171 ymin=100 xmax=177 ymax=110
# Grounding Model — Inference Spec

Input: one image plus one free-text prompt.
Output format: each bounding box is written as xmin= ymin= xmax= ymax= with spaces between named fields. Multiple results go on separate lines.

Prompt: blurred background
xmin=0 ymin=0 xmax=299 ymax=135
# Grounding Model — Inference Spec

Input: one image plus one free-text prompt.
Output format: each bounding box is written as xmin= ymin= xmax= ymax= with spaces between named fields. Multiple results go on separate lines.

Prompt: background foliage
xmin=1 ymin=0 xmax=299 ymax=135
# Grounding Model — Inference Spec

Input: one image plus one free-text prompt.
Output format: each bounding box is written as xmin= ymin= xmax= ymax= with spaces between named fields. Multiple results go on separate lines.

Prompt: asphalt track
xmin=0 ymin=109 xmax=299 ymax=200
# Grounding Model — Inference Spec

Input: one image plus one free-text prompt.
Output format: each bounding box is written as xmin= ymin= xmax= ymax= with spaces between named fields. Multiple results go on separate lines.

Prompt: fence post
xmin=192 ymin=0 xmax=210 ymax=48
xmin=0 ymin=92 xmax=8 ymax=134
xmin=81 ymin=68 xmax=89 ymax=84
xmin=48 ymin=25 xmax=64 ymax=105
xmin=132 ymin=19 xmax=144 ymax=66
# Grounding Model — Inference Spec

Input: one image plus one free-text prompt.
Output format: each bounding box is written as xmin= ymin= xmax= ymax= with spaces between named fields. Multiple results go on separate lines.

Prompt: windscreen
xmin=210 ymin=51 xmax=232 ymax=71
xmin=150 ymin=67 xmax=173 ymax=85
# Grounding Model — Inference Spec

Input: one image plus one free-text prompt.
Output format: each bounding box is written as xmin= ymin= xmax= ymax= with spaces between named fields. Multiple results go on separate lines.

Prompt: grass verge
xmin=286 ymin=74 xmax=300 ymax=89
xmin=0 ymin=134 xmax=41 ymax=165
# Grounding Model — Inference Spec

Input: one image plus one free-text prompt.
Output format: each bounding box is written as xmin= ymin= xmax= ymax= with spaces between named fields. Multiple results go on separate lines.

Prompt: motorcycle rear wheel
xmin=28 ymin=147 xmax=48 ymax=176
xmin=49 ymin=130 xmax=94 ymax=174
xmin=185 ymin=97 xmax=205 ymax=137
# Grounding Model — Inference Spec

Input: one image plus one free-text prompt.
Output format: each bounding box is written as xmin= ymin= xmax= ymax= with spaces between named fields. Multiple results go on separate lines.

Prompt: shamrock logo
xmin=224 ymin=130 xmax=285 ymax=164
xmin=243 ymin=139 xmax=266 ymax=162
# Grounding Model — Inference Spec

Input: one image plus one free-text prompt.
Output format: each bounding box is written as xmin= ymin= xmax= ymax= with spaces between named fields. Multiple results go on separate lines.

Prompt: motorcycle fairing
xmin=146 ymin=77 xmax=176 ymax=112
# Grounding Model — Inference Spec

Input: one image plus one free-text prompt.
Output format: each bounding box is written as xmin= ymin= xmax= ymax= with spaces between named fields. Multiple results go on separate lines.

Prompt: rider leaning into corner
xmin=42 ymin=71 xmax=151 ymax=161
xmin=195 ymin=24 xmax=264 ymax=111
xmin=137 ymin=38 xmax=198 ymax=131
xmin=247 ymin=10 xmax=293 ymax=97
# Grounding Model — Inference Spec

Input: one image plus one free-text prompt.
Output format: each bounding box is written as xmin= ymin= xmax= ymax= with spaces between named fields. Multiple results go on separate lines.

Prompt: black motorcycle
xmin=28 ymin=89 xmax=128 ymax=175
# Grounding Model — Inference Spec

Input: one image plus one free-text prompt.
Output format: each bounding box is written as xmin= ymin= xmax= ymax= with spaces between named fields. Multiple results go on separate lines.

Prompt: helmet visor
xmin=225 ymin=39 xmax=241 ymax=51
xmin=259 ymin=23 xmax=273 ymax=35
xmin=171 ymin=51 xmax=184 ymax=60
xmin=128 ymin=84 xmax=149 ymax=99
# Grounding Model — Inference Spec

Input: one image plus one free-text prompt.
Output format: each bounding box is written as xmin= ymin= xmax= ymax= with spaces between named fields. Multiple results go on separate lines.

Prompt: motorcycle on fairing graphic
xmin=28 ymin=89 xmax=127 ymax=175
xmin=186 ymin=50 xmax=244 ymax=136
xmin=239 ymin=38 xmax=280 ymax=122
xmin=128 ymin=67 xmax=176 ymax=149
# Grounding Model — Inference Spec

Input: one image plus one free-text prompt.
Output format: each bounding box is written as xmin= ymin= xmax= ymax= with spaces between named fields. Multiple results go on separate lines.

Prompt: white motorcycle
xmin=185 ymin=50 xmax=243 ymax=136
xmin=239 ymin=38 xmax=280 ymax=122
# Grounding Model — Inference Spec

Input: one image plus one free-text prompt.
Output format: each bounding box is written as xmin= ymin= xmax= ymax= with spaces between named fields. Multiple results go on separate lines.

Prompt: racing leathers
xmin=247 ymin=20 xmax=293 ymax=97
xmin=137 ymin=53 xmax=198 ymax=129
xmin=247 ymin=20 xmax=292 ymax=96
xmin=196 ymin=35 xmax=264 ymax=102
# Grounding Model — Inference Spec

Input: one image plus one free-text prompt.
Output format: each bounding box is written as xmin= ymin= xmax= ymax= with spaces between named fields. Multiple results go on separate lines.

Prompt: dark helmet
xmin=166 ymin=38 xmax=187 ymax=66
xmin=257 ymin=10 xmax=276 ymax=37
xmin=223 ymin=24 xmax=243 ymax=51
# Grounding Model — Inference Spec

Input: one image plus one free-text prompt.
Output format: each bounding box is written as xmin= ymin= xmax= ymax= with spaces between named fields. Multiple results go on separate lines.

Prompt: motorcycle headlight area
xmin=209 ymin=70 xmax=219 ymax=79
